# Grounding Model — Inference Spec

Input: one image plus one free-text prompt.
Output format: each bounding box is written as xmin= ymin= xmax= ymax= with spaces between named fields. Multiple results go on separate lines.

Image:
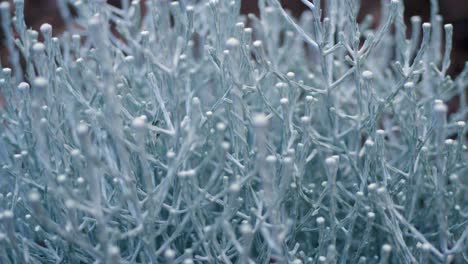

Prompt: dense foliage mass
xmin=0 ymin=0 xmax=466 ymax=263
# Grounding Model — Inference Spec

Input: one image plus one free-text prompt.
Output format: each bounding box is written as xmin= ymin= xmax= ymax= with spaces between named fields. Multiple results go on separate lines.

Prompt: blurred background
xmin=0 ymin=0 xmax=468 ymax=75
xmin=0 ymin=0 xmax=466 ymax=76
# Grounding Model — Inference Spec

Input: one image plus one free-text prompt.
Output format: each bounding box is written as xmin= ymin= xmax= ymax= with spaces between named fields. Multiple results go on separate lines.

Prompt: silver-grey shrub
xmin=0 ymin=0 xmax=466 ymax=263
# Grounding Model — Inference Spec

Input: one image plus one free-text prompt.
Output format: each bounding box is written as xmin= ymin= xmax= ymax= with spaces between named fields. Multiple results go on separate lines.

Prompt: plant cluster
xmin=0 ymin=0 xmax=466 ymax=263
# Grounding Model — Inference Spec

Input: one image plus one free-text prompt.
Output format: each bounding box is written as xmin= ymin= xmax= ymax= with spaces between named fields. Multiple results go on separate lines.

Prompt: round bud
xmin=28 ymin=191 xmax=40 ymax=202
xmin=76 ymin=123 xmax=89 ymax=135
xmin=434 ymin=100 xmax=447 ymax=113
xmin=280 ymin=97 xmax=289 ymax=105
xmin=266 ymin=155 xmax=277 ymax=163
xmin=221 ymin=141 xmax=230 ymax=151
xmin=404 ymin=82 xmax=414 ymax=89
xmin=316 ymin=217 xmax=325 ymax=225
xmin=164 ymin=249 xmax=176 ymax=260
xmin=0 ymin=2 xmax=10 ymax=12
xmin=76 ymin=177 xmax=85 ymax=184
xmin=411 ymin=16 xmax=421 ymax=23
xmin=57 ymin=174 xmax=67 ymax=183
xmin=362 ymin=70 xmax=373 ymax=80
xmin=32 ymin=42 xmax=46 ymax=53
xmin=132 ymin=116 xmax=147 ymax=130
xmin=240 ymin=222 xmax=253 ymax=235
xmin=192 ymin=97 xmax=200 ymax=105
xmin=40 ymin=23 xmax=52 ymax=36
xmin=226 ymin=37 xmax=240 ymax=48
xmin=124 ymin=56 xmax=135 ymax=63
xmin=252 ymin=113 xmax=269 ymax=128
xmin=216 ymin=122 xmax=226 ymax=132
xmin=33 ymin=77 xmax=48 ymax=89
xmin=368 ymin=183 xmax=378 ymax=191
xmin=422 ymin=23 xmax=431 ymax=30
xmin=166 ymin=150 xmax=176 ymax=159
xmin=229 ymin=182 xmax=241 ymax=193
xmin=18 ymin=82 xmax=30 ymax=91
xmin=286 ymin=72 xmax=295 ymax=79
xmin=65 ymin=199 xmax=75 ymax=209
xmin=421 ymin=243 xmax=431 ymax=251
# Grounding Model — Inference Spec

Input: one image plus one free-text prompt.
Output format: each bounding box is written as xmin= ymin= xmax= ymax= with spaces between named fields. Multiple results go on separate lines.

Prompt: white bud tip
xmin=108 ymin=245 xmax=120 ymax=256
xmin=70 ymin=149 xmax=81 ymax=157
xmin=132 ymin=116 xmax=147 ymax=129
xmin=382 ymin=244 xmax=392 ymax=252
xmin=411 ymin=16 xmax=421 ymax=23
xmin=286 ymin=72 xmax=295 ymax=79
xmin=316 ymin=217 xmax=325 ymax=224
xmin=164 ymin=249 xmax=176 ymax=259
xmin=368 ymin=183 xmax=378 ymax=190
xmin=33 ymin=42 xmax=46 ymax=52
xmin=445 ymin=139 xmax=454 ymax=145
xmin=252 ymin=113 xmax=269 ymax=127
xmin=434 ymin=101 xmax=447 ymax=113
xmin=34 ymin=77 xmax=48 ymax=88
xmin=266 ymin=155 xmax=277 ymax=163
xmin=3 ymin=210 xmax=13 ymax=219
xmin=40 ymin=23 xmax=52 ymax=34
xmin=221 ymin=141 xmax=230 ymax=150
xmin=457 ymin=121 xmax=465 ymax=127
xmin=0 ymin=2 xmax=10 ymax=10
xmin=275 ymin=82 xmax=287 ymax=89
xmin=283 ymin=156 xmax=292 ymax=164
xmin=235 ymin=22 xmax=244 ymax=28
xmin=57 ymin=174 xmax=67 ymax=183
xmin=377 ymin=187 xmax=386 ymax=194
xmin=280 ymin=97 xmax=289 ymax=105
xmin=325 ymin=155 xmax=339 ymax=167
xmin=76 ymin=123 xmax=89 ymax=135
xmin=226 ymin=37 xmax=240 ymax=48
xmin=18 ymin=82 xmax=30 ymax=91
xmin=421 ymin=243 xmax=431 ymax=251
xmin=365 ymin=139 xmax=375 ymax=147
xmin=253 ymin=40 xmax=263 ymax=48
xmin=192 ymin=97 xmax=200 ymax=105
xmin=362 ymin=71 xmax=374 ymax=80
xmin=229 ymin=183 xmax=241 ymax=193
xmin=240 ymin=223 xmax=253 ymax=234
xmin=423 ymin=23 xmax=431 ymax=29
xmin=301 ymin=116 xmax=311 ymax=124
xmin=404 ymin=82 xmax=414 ymax=89
xmin=28 ymin=191 xmax=40 ymax=202
xmin=216 ymin=122 xmax=226 ymax=131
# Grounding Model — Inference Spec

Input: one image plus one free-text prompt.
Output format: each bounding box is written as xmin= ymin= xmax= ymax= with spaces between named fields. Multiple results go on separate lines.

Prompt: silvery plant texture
xmin=0 ymin=0 xmax=466 ymax=263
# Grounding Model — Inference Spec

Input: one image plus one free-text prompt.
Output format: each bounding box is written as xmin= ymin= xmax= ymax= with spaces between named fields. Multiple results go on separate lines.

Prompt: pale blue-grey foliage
xmin=0 ymin=0 xmax=466 ymax=263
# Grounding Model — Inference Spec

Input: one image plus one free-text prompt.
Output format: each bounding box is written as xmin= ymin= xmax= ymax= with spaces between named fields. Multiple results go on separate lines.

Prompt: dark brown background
xmin=1 ymin=0 xmax=468 ymax=74
xmin=1 ymin=0 xmax=467 ymax=74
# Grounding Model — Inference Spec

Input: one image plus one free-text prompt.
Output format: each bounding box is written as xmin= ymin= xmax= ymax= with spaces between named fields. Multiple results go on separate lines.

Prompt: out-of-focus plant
xmin=0 ymin=0 xmax=466 ymax=263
